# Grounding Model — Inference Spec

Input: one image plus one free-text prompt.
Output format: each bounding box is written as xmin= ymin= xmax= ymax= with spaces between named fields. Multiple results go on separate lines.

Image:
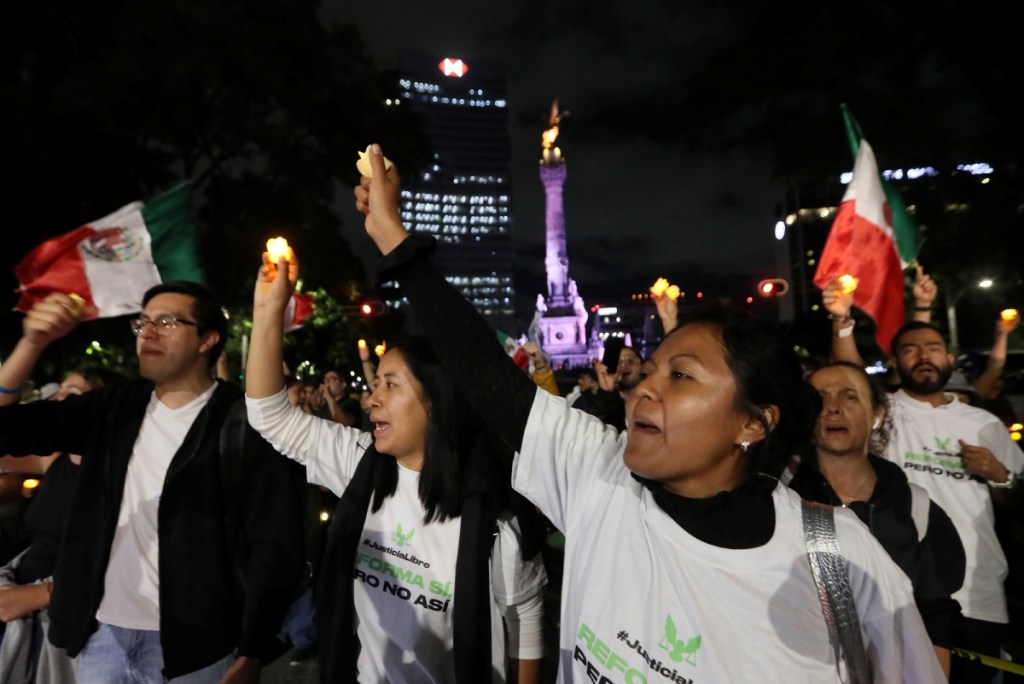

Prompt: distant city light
xmin=774 ymin=220 xmax=786 ymax=240
xmin=438 ymin=58 xmax=469 ymax=77
xmin=840 ymin=163 xmax=989 ymax=185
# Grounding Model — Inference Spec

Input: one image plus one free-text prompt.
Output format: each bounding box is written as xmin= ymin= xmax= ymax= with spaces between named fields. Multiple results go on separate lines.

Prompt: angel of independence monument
xmin=533 ymin=100 xmax=600 ymax=368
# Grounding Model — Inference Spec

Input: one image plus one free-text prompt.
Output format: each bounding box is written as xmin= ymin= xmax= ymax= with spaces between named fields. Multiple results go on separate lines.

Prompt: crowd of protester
xmin=0 ymin=142 xmax=1019 ymax=683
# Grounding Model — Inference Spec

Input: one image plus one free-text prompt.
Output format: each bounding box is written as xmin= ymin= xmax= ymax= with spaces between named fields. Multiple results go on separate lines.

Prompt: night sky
xmin=326 ymin=1 xmax=789 ymax=309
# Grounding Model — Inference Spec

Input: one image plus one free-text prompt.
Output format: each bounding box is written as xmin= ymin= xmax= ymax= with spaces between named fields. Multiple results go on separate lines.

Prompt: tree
xmin=0 ymin=0 xmax=430 ymax=376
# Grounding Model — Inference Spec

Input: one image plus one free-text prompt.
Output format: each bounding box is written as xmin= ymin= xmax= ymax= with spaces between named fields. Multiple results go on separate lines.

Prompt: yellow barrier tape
xmin=951 ymin=647 xmax=1024 ymax=676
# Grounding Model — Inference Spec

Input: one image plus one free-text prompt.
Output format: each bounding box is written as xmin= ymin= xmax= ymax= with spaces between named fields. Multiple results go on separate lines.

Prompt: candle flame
xmin=1001 ymin=309 xmax=1019 ymax=322
xmin=358 ymin=339 xmax=367 ymax=349
xmin=266 ymin=237 xmax=290 ymax=264
xmin=649 ymin=278 xmax=680 ymax=300
xmin=375 ymin=342 xmax=387 ymax=357
xmin=838 ymin=274 xmax=859 ymax=294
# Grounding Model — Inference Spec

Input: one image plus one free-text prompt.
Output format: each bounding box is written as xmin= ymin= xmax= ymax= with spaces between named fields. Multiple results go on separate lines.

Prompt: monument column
xmin=533 ymin=99 xmax=596 ymax=367
xmin=541 ymin=162 xmax=569 ymax=306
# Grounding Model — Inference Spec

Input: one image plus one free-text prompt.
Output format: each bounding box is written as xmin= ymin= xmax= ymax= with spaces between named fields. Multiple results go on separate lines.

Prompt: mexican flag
xmin=284 ymin=292 xmax=315 ymax=333
xmin=813 ymin=106 xmax=920 ymax=352
xmin=14 ymin=183 xmax=204 ymax=319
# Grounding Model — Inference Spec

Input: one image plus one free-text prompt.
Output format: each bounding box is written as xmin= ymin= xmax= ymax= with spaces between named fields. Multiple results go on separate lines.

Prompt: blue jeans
xmin=77 ymin=622 xmax=234 ymax=683
xmin=277 ymin=586 xmax=317 ymax=650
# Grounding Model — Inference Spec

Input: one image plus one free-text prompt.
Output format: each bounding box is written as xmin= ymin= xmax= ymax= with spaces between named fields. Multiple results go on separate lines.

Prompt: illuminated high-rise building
xmin=392 ymin=51 xmax=514 ymax=328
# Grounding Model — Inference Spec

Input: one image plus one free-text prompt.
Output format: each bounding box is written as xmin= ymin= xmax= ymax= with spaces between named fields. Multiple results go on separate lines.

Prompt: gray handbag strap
xmin=802 ymin=499 xmax=873 ymax=684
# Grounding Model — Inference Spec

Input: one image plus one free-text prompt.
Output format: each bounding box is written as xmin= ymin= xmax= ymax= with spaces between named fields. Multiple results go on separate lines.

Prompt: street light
xmin=945 ymin=278 xmax=994 ymax=354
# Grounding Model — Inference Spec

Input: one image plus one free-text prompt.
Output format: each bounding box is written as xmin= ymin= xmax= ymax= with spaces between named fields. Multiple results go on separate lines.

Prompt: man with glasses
xmin=0 ymin=282 xmax=304 ymax=683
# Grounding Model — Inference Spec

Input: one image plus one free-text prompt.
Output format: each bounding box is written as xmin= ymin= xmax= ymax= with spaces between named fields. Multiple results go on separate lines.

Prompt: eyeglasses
xmin=130 ymin=315 xmax=199 ymax=337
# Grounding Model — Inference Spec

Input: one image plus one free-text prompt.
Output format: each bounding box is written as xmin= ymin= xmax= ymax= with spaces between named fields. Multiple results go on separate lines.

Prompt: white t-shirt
xmin=246 ymin=390 xmax=547 ymax=683
xmin=515 ymin=389 xmax=943 ymax=683
xmin=96 ymin=385 xmax=215 ymax=630
xmin=884 ymin=389 xmax=1024 ymax=623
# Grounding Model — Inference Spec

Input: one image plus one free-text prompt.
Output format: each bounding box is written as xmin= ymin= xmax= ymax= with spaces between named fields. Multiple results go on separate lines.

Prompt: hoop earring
xmin=739 ymin=441 xmax=750 ymax=453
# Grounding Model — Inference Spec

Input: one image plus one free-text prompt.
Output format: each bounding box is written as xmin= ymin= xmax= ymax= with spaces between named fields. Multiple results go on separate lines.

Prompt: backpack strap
xmin=908 ymin=483 xmax=930 ymax=542
xmin=802 ymin=499 xmax=873 ymax=684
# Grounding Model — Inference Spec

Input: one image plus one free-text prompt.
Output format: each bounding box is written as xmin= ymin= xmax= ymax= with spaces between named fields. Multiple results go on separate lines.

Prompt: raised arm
xmin=246 ymin=246 xmax=298 ymax=399
xmin=523 ymin=341 xmax=559 ymax=397
xmin=358 ymin=340 xmax=376 ymax=391
xmin=911 ymin=263 xmax=937 ymax=323
xmin=0 ymin=294 xmax=84 ymax=406
xmin=354 ymin=145 xmax=536 ymax=450
xmin=652 ymin=291 xmax=678 ymax=335
xmin=822 ymin=280 xmax=864 ymax=366
xmin=973 ymin=311 xmax=1019 ymax=400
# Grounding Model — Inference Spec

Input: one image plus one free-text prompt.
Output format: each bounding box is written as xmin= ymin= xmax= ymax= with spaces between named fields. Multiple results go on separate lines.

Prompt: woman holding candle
xmin=351 ymin=144 xmax=946 ymax=682
xmin=245 ymin=249 xmax=547 ymax=683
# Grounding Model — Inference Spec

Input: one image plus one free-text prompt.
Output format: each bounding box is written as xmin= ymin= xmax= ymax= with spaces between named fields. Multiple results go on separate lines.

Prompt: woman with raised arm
xmin=244 ymin=248 xmax=547 ymax=683
xmin=354 ymin=144 xmax=946 ymax=682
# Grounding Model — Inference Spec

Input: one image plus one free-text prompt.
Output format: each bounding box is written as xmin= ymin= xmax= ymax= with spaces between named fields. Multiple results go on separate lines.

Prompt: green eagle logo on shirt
xmin=393 ymin=523 xmax=415 ymax=547
xmin=660 ymin=614 xmax=701 ymax=666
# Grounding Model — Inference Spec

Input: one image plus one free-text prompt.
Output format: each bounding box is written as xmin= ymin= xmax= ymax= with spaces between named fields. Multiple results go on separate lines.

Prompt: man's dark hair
xmin=142 ymin=280 xmax=229 ymax=367
xmin=890 ymin=321 xmax=946 ymax=357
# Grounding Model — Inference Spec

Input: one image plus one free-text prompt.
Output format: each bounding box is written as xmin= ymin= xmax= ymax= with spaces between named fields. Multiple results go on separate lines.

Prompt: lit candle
xmin=358 ymin=339 xmax=367 ymax=349
xmin=1001 ymin=308 xmax=1019 ymax=322
xmin=68 ymin=292 xmax=87 ymax=317
xmin=374 ymin=343 xmax=387 ymax=357
xmin=665 ymin=285 xmax=681 ymax=300
xmin=838 ymin=274 xmax=859 ymax=294
xmin=266 ymin=237 xmax=290 ymax=264
xmin=356 ymin=146 xmax=394 ymax=178
xmin=650 ymin=278 xmax=669 ymax=297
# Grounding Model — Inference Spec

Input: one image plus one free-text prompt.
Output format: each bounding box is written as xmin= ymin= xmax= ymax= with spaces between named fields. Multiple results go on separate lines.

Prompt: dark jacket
xmin=0 ymin=379 xmax=304 ymax=678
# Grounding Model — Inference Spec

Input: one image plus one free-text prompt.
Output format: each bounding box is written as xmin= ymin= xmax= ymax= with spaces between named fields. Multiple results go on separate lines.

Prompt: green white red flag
xmin=14 ymin=183 xmax=204 ymax=318
xmin=284 ymin=292 xmax=315 ymax=333
xmin=813 ymin=106 xmax=920 ymax=352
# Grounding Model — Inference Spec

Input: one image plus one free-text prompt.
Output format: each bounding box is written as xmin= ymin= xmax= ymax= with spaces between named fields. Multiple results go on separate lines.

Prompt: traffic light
xmin=757 ymin=279 xmax=789 ymax=297
xmin=359 ymin=300 xmax=385 ymax=316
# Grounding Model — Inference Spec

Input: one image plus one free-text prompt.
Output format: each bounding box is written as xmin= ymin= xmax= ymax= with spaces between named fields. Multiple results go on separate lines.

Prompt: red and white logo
xmin=438 ymin=58 xmax=468 ymax=78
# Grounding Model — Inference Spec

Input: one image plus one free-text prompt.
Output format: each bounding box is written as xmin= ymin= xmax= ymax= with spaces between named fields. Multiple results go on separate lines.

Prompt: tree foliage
xmin=0 ymin=0 xmax=429 ymax=377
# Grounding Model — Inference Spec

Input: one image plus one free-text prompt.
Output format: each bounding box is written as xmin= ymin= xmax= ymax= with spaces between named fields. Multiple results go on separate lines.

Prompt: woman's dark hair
xmin=141 ymin=280 xmax=229 ymax=366
xmin=673 ymin=306 xmax=821 ymax=480
xmin=369 ymin=336 xmax=470 ymax=523
xmin=809 ymin=361 xmax=893 ymax=454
